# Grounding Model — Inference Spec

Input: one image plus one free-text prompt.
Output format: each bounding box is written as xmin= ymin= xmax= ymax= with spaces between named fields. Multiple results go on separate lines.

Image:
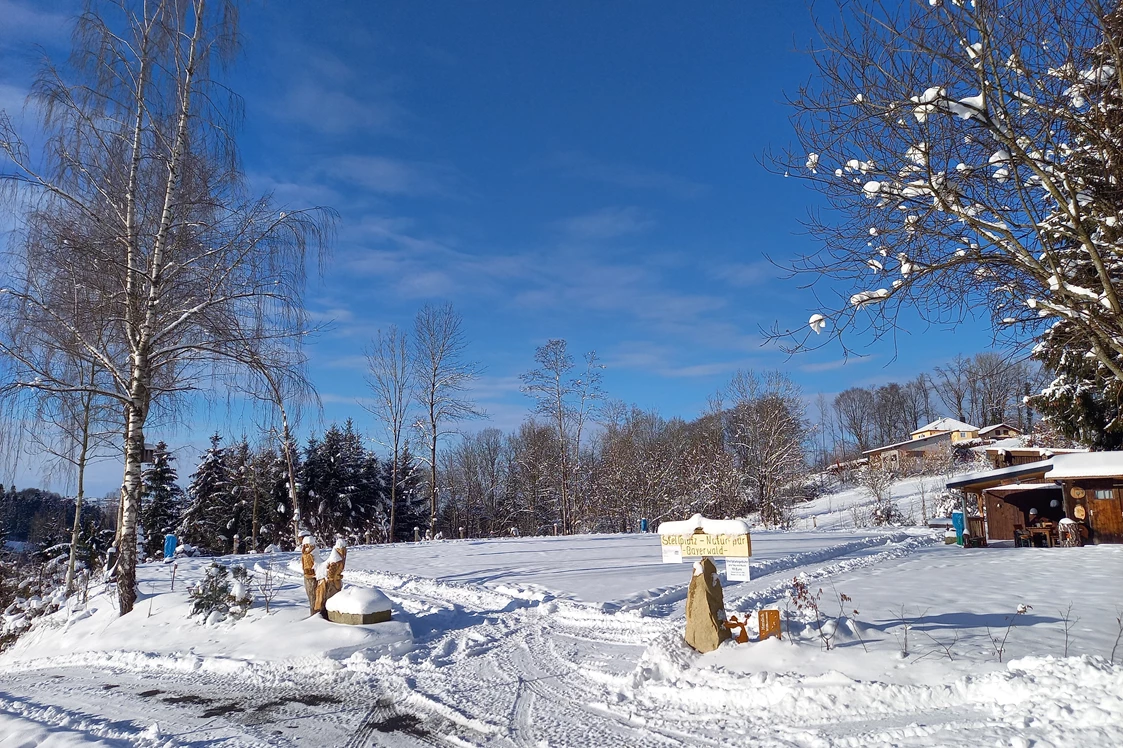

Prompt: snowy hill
xmin=794 ymin=472 xmax=963 ymax=531
xmin=1 ymin=528 xmax=1121 ymax=745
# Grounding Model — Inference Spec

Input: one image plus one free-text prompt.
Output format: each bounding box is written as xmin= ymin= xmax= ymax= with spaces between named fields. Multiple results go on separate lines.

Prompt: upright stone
xmin=684 ymin=557 xmax=729 ymax=653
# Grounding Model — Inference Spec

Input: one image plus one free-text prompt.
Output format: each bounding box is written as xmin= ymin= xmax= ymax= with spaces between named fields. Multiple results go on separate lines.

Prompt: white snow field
xmin=2 ymin=514 xmax=1122 ymax=746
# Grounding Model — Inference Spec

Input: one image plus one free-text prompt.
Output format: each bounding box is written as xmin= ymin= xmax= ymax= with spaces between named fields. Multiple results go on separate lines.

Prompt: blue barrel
xmin=951 ymin=511 xmax=965 ymax=546
xmin=640 ymin=518 xmax=649 ymax=533
xmin=163 ymin=533 xmax=178 ymax=559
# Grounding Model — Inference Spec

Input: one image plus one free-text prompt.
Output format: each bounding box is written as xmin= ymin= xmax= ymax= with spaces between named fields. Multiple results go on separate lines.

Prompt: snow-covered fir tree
xmin=1028 ymin=8 xmax=1123 ymax=447
xmin=179 ymin=434 xmax=230 ymax=554
xmin=300 ymin=421 xmax=384 ymax=543
xmin=388 ymin=446 xmax=426 ymax=542
xmin=140 ymin=442 xmax=184 ymax=557
xmin=264 ymin=435 xmax=299 ymax=550
xmin=224 ymin=438 xmax=256 ymax=551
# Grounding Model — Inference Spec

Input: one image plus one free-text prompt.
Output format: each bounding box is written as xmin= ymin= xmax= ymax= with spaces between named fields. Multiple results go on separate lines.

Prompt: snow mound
xmin=326 ymin=586 xmax=392 ymax=616
xmin=658 ymin=514 xmax=751 ymax=536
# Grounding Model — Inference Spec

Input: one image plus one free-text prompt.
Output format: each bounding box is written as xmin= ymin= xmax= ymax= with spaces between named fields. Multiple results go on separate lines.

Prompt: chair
xmin=965 ymin=517 xmax=988 ymax=547
xmin=1013 ymin=524 xmax=1030 ymax=548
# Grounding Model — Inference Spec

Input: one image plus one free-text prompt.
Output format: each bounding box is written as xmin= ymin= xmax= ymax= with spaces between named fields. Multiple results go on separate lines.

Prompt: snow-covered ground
xmin=792 ymin=473 xmax=956 ymax=531
xmin=2 ymin=489 xmax=1122 ymax=746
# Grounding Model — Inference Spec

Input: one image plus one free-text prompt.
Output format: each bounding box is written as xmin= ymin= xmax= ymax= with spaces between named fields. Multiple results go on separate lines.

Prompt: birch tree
xmin=0 ymin=0 xmax=332 ymax=614
xmin=365 ymin=325 xmax=412 ymax=543
xmin=520 ymin=339 xmax=603 ymax=534
xmin=412 ymin=303 xmax=481 ymax=536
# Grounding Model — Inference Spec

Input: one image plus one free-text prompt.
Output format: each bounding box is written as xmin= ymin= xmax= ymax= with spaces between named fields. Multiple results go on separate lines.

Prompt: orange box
xmin=758 ymin=609 xmax=781 ymax=641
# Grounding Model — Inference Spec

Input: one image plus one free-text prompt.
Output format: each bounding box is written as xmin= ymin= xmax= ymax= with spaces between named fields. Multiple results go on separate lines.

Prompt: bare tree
xmin=833 ymin=387 xmax=877 ymax=452
xmin=0 ymin=1 xmax=333 ymax=614
xmin=933 ymin=356 xmax=973 ymax=423
xmin=232 ymin=342 xmax=319 ymax=549
xmin=365 ymin=326 xmax=413 ymax=544
xmin=412 ymin=303 xmax=482 ymax=536
xmin=873 ymin=383 xmax=911 ymax=445
xmin=724 ymin=370 xmax=809 ymax=527
xmin=26 ymin=359 xmax=119 ymax=594
xmin=520 ymin=339 xmax=603 ymax=534
xmin=903 ymin=374 xmax=934 ymax=432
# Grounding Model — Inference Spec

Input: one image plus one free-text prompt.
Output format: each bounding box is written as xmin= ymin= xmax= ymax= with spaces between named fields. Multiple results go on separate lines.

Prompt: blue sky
xmin=0 ymin=1 xmax=998 ymax=495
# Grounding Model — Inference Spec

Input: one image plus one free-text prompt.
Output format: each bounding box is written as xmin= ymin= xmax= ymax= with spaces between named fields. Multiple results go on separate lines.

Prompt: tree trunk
xmin=429 ymin=401 xmax=438 ymax=537
xmin=117 ymin=388 xmax=148 ymax=614
xmin=250 ymin=465 xmax=260 ymax=552
xmin=63 ymin=422 xmax=90 ymax=594
xmin=389 ymin=451 xmax=397 ymax=543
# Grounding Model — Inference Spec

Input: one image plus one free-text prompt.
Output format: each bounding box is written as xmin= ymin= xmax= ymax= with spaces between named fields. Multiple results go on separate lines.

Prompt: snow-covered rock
xmin=325 ymin=586 xmax=392 ymax=617
xmin=658 ymin=514 xmax=751 ymax=536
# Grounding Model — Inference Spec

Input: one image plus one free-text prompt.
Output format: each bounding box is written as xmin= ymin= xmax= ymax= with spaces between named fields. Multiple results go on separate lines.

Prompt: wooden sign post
xmin=758 ymin=609 xmax=781 ymax=641
xmin=658 ymin=515 xmax=752 ymax=581
xmin=658 ymin=515 xmax=753 ymax=651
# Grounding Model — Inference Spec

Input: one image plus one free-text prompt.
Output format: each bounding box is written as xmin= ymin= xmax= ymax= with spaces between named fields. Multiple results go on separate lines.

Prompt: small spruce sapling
xmin=188 ymin=562 xmax=254 ymax=621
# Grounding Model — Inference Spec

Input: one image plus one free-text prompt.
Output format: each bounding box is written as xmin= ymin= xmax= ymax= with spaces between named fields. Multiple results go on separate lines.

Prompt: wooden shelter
xmin=946 ymin=453 xmax=1123 ymax=545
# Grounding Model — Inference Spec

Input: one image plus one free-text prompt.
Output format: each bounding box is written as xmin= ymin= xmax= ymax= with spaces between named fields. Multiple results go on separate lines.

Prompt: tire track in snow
xmin=590 ymin=532 xmax=933 ymax=620
xmin=1 ymin=531 xmax=942 ymax=747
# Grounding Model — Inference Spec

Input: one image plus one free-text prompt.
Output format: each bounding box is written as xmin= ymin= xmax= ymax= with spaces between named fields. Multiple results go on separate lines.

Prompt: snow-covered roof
xmin=977 ymin=437 xmax=1029 ymax=452
xmin=946 ymin=459 xmax=1053 ymax=490
xmin=1045 ymin=452 xmax=1123 ymax=479
xmin=978 ymin=423 xmax=1020 ymax=435
xmin=983 ymin=482 xmax=1059 ymax=494
xmin=863 ymin=430 xmax=952 ymax=455
xmin=911 ymin=417 xmax=978 ymax=435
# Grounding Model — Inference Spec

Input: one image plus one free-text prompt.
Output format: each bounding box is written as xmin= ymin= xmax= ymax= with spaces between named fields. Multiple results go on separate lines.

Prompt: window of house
xmin=1093 ymin=489 xmax=1114 ymax=500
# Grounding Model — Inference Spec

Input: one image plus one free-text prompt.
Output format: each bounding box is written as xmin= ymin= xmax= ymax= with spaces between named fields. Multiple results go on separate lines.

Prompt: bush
xmin=187 ymin=561 xmax=253 ymax=621
xmin=870 ymin=500 xmax=907 ymax=526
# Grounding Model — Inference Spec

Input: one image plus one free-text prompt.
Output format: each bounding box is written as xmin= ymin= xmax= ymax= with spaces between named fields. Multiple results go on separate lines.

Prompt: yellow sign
xmin=660 ymin=532 xmax=752 ymax=558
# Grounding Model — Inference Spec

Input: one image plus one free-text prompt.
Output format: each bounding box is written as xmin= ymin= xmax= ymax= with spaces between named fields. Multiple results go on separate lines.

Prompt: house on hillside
xmin=864 ymin=431 xmax=956 ymax=470
xmin=946 ymin=452 xmax=1123 ymax=544
xmin=910 ymin=417 xmax=979 ymax=442
xmin=864 ymin=416 xmax=980 ymax=470
xmin=978 ymin=423 xmax=1021 ymax=440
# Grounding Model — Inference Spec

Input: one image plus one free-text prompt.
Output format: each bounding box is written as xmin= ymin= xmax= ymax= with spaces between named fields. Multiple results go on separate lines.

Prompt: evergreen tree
xmin=140 ymin=443 xmax=184 ymax=557
xmin=300 ymin=433 xmax=332 ymax=539
xmin=264 ymin=436 xmax=299 ymax=549
xmin=388 ymin=446 xmax=426 ymax=542
xmin=338 ymin=419 xmax=382 ymax=541
xmin=180 ymin=433 xmax=230 ymax=554
xmin=1028 ymin=11 xmax=1123 ymax=449
xmin=224 ymin=438 xmax=255 ymax=551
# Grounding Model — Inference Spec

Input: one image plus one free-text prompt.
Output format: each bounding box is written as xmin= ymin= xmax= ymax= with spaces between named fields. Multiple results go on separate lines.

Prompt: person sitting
xmin=1026 ymin=508 xmax=1051 ymax=546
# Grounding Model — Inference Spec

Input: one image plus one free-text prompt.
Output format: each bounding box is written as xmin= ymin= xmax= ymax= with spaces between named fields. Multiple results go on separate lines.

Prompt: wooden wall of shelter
xmin=981 ymin=486 xmax=1063 ymax=540
xmin=1059 ymin=479 xmax=1123 ymax=544
xmin=948 ymin=458 xmax=1123 ymax=545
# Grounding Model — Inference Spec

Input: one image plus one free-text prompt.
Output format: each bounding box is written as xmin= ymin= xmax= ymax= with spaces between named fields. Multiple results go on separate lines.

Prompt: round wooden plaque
xmin=1071 ymin=486 xmax=1086 ymax=499
xmin=1074 ymin=504 xmax=1087 ymax=520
